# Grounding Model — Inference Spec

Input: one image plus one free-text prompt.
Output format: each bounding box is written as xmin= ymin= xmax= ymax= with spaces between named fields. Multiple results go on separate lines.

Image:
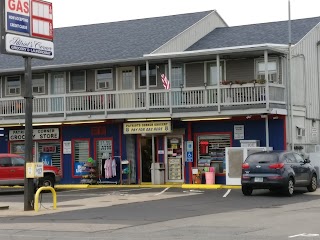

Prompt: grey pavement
xmin=0 ymin=188 xmax=320 ymax=239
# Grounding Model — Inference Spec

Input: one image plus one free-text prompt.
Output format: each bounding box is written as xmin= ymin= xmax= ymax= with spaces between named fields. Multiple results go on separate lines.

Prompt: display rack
xmin=80 ymin=161 xmax=97 ymax=184
xmin=120 ymin=159 xmax=131 ymax=185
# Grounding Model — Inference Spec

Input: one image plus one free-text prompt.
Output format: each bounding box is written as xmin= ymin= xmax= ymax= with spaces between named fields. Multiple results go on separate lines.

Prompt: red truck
xmin=0 ymin=153 xmax=61 ymax=188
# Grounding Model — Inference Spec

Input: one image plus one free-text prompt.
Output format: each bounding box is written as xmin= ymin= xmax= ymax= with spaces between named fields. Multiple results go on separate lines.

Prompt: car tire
xmin=39 ymin=175 xmax=55 ymax=188
xmin=307 ymin=174 xmax=318 ymax=192
xmin=283 ymin=178 xmax=294 ymax=197
xmin=242 ymin=186 xmax=253 ymax=196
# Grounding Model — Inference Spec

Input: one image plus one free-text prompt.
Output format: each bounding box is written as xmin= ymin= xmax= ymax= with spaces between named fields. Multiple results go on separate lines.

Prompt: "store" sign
xmin=9 ymin=128 xmax=59 ymax=140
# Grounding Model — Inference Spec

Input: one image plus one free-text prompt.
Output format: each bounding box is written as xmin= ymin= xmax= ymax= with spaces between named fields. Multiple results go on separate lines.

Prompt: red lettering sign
xmin=8 ymin=0 xmax=29 ymax=14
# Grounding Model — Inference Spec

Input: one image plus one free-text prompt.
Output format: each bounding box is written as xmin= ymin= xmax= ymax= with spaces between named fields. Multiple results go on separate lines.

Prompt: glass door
xmin=165 ymin=135 xmax=184 ymax=182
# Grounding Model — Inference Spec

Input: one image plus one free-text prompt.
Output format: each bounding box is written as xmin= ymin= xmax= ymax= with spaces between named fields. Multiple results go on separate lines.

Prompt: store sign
xmin=5 ymin=33 xmax=54 ymax=59
xmin=0 ymin=0 xmax=54 ymax=59
xmin=9 ymin=128 xmax=59 ymax=140
xmin=123 ymin=121 xmax=172 ymax=134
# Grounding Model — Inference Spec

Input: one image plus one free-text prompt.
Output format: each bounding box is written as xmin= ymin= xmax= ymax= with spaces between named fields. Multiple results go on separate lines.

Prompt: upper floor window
xmin=96 ymin=69 xmax=113 ymax=90
xmin=170 ymin=65 xmax=184 ymax=88
xmin=256 ymin=59 xmax=279 ymax=83
xmin=69 ymin=70 xmax=86 ymax=92
xmin=139 ymin=65 xmax=157 ymax=88
xmin=207 ymin=61 xmax=225 ymax=86
xmin=6 ymin=75 xmax=21 ymax=96
xmin=32 ymin=73 xmax=45 ymax=94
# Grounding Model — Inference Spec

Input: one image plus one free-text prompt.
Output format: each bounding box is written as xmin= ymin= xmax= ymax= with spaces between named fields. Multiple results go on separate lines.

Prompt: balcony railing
xmin=0 ymin=83 xmax=286 ymax=117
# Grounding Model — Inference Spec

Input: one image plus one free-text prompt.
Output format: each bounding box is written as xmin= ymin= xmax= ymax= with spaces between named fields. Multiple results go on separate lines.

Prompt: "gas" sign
xmin=5 ymin=0 xmax=30 ymax=34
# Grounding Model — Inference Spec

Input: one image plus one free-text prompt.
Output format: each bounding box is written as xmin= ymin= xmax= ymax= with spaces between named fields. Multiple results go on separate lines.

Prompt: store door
xmin=165 ymin=135 xmax=184 ymax=183
xmin=140 ymin=136 xmax=153 ymax=182
xmin=50 ymin=72 xmax=65 ymax=112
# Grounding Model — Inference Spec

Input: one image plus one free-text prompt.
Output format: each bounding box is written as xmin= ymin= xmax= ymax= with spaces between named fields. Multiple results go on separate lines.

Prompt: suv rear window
xmin=245 ymin=153 xmax=279 ymax=164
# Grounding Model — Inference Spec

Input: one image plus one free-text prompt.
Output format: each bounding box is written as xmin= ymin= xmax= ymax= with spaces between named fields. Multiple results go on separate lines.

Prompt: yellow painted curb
xmin=221 ymin=185 xmax=241 ymax=189
xmin=182 ymin=184 xmax=222 ymax=189
xmin=55 ymin=184 xmax=89 ymax=189
xmin=54 ymin=184 xmax=241 ymax=190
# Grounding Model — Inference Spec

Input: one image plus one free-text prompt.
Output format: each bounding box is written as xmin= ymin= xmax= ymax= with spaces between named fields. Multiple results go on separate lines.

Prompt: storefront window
xmin=73 ymin=139 xmax=90 ymax=176
xmin=38 ymin=142 xmax=61 ymax=167
xmin=10 ymin=141 xmax=61 ymax=168
xmin=95 ymin=139 xmax=113 ymax=175
xmin=167 ymin=136 xmax=183 ymax=180
xmin=197 ymin=134 xmax=231 ymax=174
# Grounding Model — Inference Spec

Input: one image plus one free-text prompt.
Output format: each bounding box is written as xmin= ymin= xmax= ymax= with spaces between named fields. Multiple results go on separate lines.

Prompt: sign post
xmin=0 ymin=0 xmax=54 ymax=211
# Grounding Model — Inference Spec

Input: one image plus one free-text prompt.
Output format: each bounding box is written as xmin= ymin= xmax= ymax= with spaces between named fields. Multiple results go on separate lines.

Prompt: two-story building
xmin=0 ymin=10 xmax=319 ymax=185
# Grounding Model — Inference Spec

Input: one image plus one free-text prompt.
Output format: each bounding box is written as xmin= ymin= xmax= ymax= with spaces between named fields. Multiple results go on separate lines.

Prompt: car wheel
xmin=39 ymin=175 xmax=55 ymax=188
xmin=307 ymin=174 xmax=318 ymax=192
xmin=283 ymin=178 xmax=294 ymax=196
xmin=242 ymin=186 xmax=253 ymax=196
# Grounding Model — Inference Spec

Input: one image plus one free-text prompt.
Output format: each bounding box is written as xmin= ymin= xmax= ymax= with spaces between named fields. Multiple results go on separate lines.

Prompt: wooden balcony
xmin=0 ymin=83 xmax=286 ymax=123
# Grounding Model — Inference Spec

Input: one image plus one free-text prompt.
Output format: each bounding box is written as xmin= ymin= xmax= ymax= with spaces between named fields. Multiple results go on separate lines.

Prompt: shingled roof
xmin=0 ymin=10 xmax=212 ymax=72
xmin=187 ymin=17 xmax=320 ymax=51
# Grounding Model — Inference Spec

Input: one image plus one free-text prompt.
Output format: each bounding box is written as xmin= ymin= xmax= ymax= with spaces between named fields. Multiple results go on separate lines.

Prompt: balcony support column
xmin=264 ymin=50 xmax=270 ymax=110
xmin=216 ymin=54 xmax=221 ymax=112
xmin=168 ymin=59 xmax=172 ymax=115
xmin=146 ymin=60 xmax=150 ymax=110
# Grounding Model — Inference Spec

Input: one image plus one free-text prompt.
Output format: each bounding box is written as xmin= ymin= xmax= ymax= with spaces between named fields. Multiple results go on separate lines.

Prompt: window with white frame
xmin=6 ymin=76 xmax=21 ymax=96
xmin=96 ymin=69 xmax=113 ymax=90
xmin=170 ymin=65 xmax=183 ymax=88
xmin=207 ymin=61 xmax=225 ymax=86
xmin=139 ymin=65 xmax=157 ymax=87
xmin=69 ymin=70 xmax=86 ymax=92
xmin=32 ymin=73 xmax=45 ymax=94
xmin=256 ymin=59 xmax=279 ymax=83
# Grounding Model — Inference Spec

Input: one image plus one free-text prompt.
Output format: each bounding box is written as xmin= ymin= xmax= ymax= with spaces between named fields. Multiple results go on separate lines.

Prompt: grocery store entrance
xmin=140 ymin=136 xmax=157 ymax=182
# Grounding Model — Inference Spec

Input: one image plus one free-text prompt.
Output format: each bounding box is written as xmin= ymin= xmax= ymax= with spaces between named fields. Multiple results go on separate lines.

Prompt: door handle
xmin=10 ymin=170 xmax=15 ymax=172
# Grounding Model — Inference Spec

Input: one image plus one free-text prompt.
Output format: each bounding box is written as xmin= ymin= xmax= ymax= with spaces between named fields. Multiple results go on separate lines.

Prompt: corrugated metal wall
xmin=291 ymin=24 xmax=320 ymax=147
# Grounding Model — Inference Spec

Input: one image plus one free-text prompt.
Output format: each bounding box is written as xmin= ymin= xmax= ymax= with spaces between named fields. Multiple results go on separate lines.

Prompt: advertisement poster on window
xmin=234 ymin=125 xmax=244 ymax=140
xmin=74 ymin=162 xmax=86 ymax=176
xmin=39 ymin=153 xmax=52 ymax=166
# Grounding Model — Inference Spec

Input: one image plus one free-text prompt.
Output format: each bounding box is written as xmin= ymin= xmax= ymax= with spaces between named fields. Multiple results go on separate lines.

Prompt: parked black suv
xmin=241 ymin=151 xmax=318 ymax=196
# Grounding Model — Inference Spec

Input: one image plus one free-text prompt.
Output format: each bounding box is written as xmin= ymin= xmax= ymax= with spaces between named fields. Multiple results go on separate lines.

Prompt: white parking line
xmin=289 ymin=233 xmax=319 ymax=238
xmin=155 ymin=187 xmax=170 ymax=196
xmin=223 ymin=189 xmax=231 ymax=198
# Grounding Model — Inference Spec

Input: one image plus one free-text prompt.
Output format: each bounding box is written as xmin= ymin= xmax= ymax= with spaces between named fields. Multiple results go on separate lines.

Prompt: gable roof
xmin=187 ymin=17 xmax=320 ymax=51
xmin=0 ymin=10 xmax=212 ymax=72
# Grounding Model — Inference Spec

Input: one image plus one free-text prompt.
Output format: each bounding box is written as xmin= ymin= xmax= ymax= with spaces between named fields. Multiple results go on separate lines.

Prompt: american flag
xmin=161 ymin=74 xmax=170 ymax=90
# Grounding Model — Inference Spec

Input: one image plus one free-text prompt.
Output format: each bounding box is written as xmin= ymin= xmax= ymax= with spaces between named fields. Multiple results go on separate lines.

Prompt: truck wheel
xmin=39 ymin=175 xmax=55 ymax=188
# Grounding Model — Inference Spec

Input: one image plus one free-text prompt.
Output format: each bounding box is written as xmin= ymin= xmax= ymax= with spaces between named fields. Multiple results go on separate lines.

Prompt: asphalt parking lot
xmin=1 ymin=187 xmax=320 ymax=240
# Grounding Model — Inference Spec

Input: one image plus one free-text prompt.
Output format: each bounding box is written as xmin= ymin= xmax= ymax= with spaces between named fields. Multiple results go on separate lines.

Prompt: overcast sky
xmin=49 ymin=0 xmax=320 ymax=28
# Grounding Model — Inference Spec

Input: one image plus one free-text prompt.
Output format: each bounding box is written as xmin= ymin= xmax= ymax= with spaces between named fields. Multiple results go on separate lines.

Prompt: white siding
xmin=152 ymin=11 xmax=228 ymax=54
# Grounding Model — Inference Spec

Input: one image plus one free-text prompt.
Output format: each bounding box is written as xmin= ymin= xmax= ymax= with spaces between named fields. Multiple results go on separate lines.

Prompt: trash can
xmin=151 ymin=163 xmax=165 ymax=184
xmin=205 ymin=167 xmax=215 ymax=184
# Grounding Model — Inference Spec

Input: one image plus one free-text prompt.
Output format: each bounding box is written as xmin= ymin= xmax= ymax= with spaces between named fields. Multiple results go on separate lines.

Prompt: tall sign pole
xmin=24 ymin=56 xmax=34 ymax=211
xmin=0 ymin=0 xmax=54 ymax=211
